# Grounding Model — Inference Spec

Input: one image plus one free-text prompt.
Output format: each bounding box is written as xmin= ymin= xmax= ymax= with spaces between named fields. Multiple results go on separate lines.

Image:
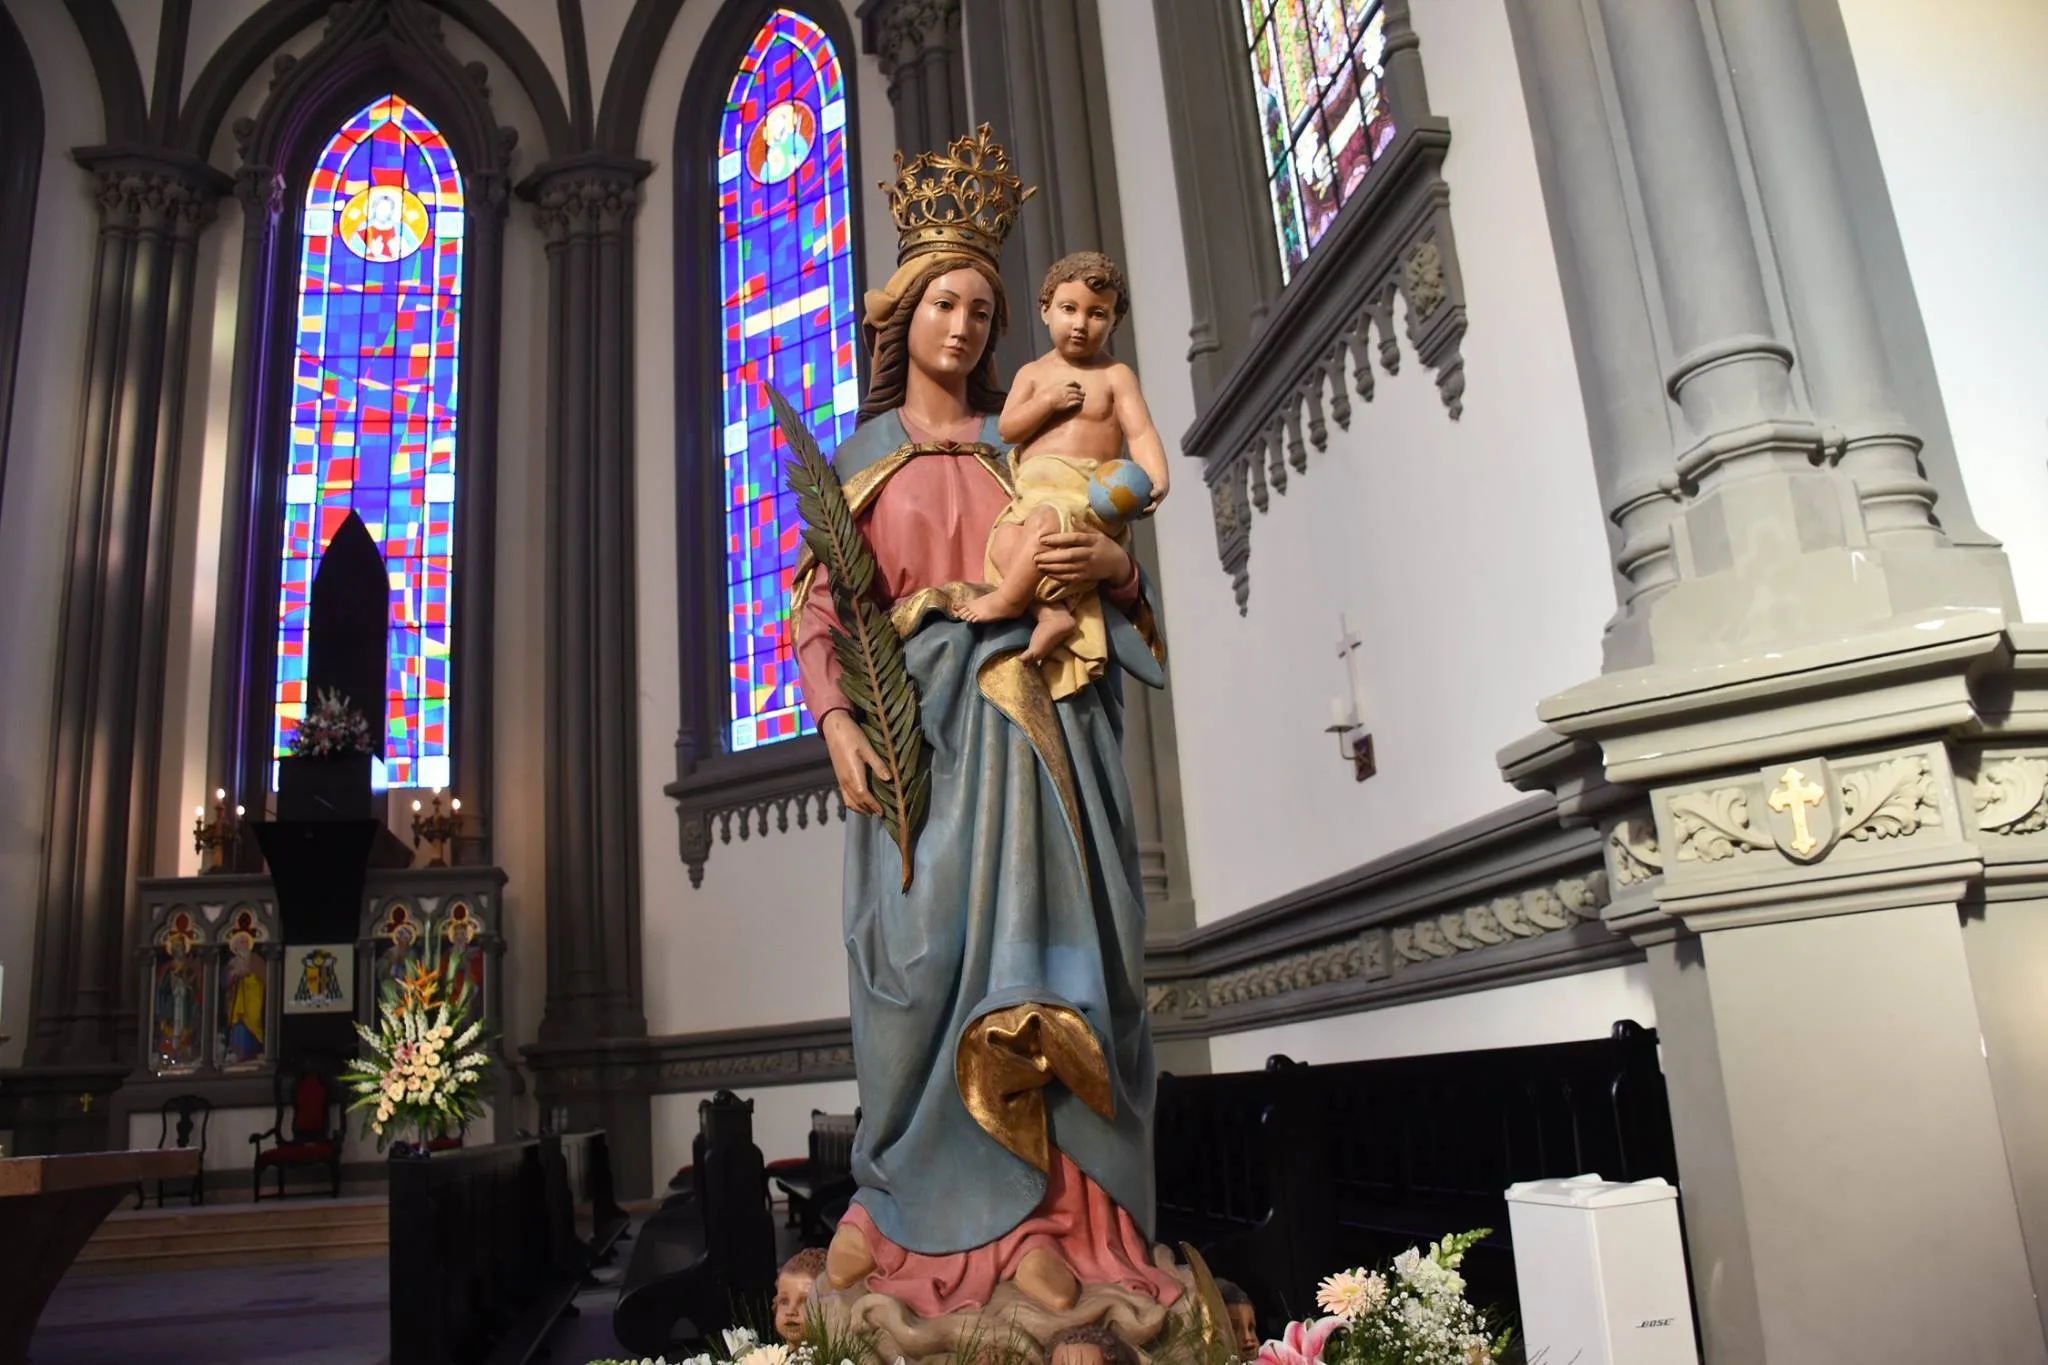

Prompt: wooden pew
xmin=1154 ymin=1021 xmax=1679 ymax=1328
xmin=0 ymin=1149 xmax=200 ymax=1365
xmin=612 ymin=1092 xmax=775 ymax=1356
xmin=387 ymin=1130 xmax=626 ymax=1365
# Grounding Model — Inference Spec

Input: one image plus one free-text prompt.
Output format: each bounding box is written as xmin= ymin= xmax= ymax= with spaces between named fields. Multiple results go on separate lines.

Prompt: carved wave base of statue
xmin=820 ymin=1249 xmax=1197 ymax=1364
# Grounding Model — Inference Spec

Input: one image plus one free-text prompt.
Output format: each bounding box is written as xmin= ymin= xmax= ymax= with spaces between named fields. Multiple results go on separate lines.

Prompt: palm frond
xmin=773 ymin=384 xmax=931 ymax=889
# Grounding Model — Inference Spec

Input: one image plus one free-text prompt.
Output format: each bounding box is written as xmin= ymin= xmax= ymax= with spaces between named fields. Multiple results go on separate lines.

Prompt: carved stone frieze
xmin=1974 ymin=755 xmax=2048 ymax=837
xmin=1190 ymin=869 xmax=1608 ymax=1018
xmin=530 ymin=165 xmax=646 ymax=240
xmin=1663 ymin=750 xmax=1949 ymax=874
xmin=1670 ymin=786 xmax=1772 ymax=863
xmin=1607 ymin=817 xmax=1664 ymax=886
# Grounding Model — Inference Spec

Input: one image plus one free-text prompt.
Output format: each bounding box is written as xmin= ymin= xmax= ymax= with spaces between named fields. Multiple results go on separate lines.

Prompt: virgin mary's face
xmin=907 ymin=266 xmax=995 ymax=382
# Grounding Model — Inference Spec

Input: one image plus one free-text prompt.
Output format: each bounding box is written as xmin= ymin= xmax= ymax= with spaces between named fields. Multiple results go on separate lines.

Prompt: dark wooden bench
xmin=770 ymin=1109 xmax=857 ymax=1245
xmin=1155 ymin=1020 xmax=1680 ymax=1329
xmin=612 ymin=1092 xmax=776 ymax=1357
xmin=387 ymin=1129 xmax=627 ymax=1365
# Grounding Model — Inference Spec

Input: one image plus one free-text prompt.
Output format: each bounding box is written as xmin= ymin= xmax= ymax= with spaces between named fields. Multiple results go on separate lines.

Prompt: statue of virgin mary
xmin=792 ymin=127 xmax=1181 ymax=1320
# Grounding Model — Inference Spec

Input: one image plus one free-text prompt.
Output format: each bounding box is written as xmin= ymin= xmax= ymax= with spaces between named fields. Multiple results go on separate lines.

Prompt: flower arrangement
xmin=341 ymin=935 xmax=491 ymax=1152
xmin=1258 ymin=1230 xmax=1512 ymax=1365
xmin=289 ymin=686 xmax=375 ymax=758
xmin=588 ymin=1329 xmax=886 ymax=1365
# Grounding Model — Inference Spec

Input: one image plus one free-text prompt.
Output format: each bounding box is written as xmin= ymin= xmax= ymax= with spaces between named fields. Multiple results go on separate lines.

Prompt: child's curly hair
xmin=1044 ymin=1323 xmax=1138 ymax=1365
xmin=1037 ymin=250 xmax=1130 ymax=326
xmin=779 ymin=1246 xmax=829 ymax=1277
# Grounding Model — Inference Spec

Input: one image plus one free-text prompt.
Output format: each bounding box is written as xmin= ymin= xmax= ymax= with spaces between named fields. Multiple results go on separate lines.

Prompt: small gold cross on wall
xmin=1768 ymin=766 xmax=1826 ymax=856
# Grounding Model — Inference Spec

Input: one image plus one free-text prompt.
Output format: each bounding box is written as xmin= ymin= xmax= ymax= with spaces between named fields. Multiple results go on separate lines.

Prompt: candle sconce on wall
xmin=192 ymin=789 xmax=244 ymax=875
xmin=1327 ymin=613 xmax=1377 ymax=783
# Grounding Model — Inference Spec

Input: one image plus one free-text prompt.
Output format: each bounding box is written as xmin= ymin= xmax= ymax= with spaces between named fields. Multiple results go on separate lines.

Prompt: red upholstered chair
xmin=250 ymin=1061 xmax=344 ymax=1200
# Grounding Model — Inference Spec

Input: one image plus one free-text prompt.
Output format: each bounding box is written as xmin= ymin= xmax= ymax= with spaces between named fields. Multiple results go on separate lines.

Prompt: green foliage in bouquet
xmin=341 ymin=932 xmax=492 ymax=1150
xmin=774 ymin=383 xmax=931 ymax=890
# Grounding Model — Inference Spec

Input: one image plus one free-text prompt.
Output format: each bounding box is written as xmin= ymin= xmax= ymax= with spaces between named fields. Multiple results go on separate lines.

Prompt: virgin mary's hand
xmin=821 ymin=709 xmax=889 ymax=817
xmin=1033 ymin=530 xmax=1132 ymax=588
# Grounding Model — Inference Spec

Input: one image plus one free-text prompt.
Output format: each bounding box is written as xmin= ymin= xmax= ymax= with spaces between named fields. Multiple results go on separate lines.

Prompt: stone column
xmin=23 ymin=151 xmax=224 ymax=1143
xmin=450 ymin=168 xmax=510 ymax=866
xmin=1503 ymin=1 xmax=2047 ymax=1358
xmin=519 ymin=154 xmax=653 ymax=1196
xmin=860 ymin=0 xmax=968 ymax=161
xmin=962 ymin=0 xmax=1197 ymax=929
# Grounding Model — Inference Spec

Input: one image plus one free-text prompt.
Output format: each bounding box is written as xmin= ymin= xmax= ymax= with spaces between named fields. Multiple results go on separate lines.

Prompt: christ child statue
xmin=957 ymin=251 xmax=1169 ymax=670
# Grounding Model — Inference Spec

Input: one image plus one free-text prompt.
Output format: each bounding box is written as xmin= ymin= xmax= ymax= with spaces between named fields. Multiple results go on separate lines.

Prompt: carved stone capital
xmin=865 ymin=0 xmax=961 ymax=80
xmin=521 ymin=155 xmax=652 ymax=242
xmin=76 ymin=151 xmax=230 ymax=238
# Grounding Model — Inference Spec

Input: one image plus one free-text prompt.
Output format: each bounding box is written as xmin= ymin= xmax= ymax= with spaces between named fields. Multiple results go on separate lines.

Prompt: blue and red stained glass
xmin=274 ymin=94 xmax=462 ymax=788
xmin=1242 ymin=0 xmax=1397 ymax=282
xmin=718 ymin=9 xmax=859 ymax=753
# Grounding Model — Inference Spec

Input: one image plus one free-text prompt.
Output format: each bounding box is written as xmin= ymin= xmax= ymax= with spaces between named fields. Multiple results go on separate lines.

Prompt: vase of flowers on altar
xmin=342 ymin=933 xmax=492 ymax=1157
xmin=1261 ymin=1230 xmax=1513 ymax=1365
xmin=278 ymin=686 xmax=381 ymax=820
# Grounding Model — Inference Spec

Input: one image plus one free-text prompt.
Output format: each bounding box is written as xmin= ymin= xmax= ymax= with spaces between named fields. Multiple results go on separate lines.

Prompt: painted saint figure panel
xmin=1242 ymin=0 xmax=1397 ymax=282
xmin=274 ymin=94 xmax=464 ymax=789
xmin=152 ymin=912 xmax=206 ymax=1073
xmin=716 ymin=9 xmax=860 ymax=752
xmin=218 ymin=909 xmax=270 ymax=1070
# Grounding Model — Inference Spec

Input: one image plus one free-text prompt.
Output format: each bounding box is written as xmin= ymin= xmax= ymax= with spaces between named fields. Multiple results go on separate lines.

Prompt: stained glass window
xmin=1243 ymin=0 xmax=1397 ymax=283
xmin=717 ymin=9 xmax=859 ymax=753
xmin=274 ymin=94 xmax=462 ymax=789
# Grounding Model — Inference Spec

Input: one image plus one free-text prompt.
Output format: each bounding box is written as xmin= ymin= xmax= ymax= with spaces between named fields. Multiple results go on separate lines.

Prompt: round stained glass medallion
xmin=339 ymin=183 xmax=432 ymax=263
xmin=747 ymin=100 xmax=817 ymax=184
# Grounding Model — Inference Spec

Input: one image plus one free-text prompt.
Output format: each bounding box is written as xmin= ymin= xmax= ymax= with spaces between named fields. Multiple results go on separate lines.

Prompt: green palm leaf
xmin=772 ymin=385 xmax=930 ymax=889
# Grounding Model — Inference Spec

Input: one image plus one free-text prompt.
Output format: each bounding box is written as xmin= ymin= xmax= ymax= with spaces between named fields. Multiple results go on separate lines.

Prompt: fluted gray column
xmin=860 ymin=0 xmax=968 ymax=160
xmin=963 ymin=0 xmax=1198 ymax=928
xmin=1506 ymin=0 xmax=1681 ymax=669
xmin=30 ymin=151 xmax=224 ymax=1082
xmin=521 ymin=154 xmax=652 ymax=1196
xmin=1505 ymin=2 xmax=2044 ymax=1359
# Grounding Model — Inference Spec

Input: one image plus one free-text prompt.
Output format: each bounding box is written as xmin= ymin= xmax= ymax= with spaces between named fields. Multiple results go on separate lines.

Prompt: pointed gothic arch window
xmin=273 ymin=94 xmax=464 ymax=789
xmin=666 ymin=0 xmax=868 ymax=884
xmin=715 ymin=9 xmax=861 ymax=754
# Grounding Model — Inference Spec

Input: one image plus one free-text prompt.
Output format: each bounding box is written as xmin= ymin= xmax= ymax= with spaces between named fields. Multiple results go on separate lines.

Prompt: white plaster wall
xmin=181 ymin=1 xmax=268 ymax=104
xmin=583 ymin=0 xmax=636 ymax=120
xmin=632 ymin=0 xmax=894 ymax=1176
xmin=492 ymin=0 xmax=573 ymax=112
xmin=1206 ymin=964 xmax=1657 ymax=1073
xmin=126 ymin=1101 xmax=495 ymax=1173
xmin=1099 ymin=0 xmax=1613 ymax=924
xmin=652 ymin=1080 xmax=861 ymax=1182
xmin=113 ymin=0 xmax=159 ymax=95
xmin=0 ymin=0 xmax=110 ymax=1069
xmin=1839 ymin=0 xmax=2048 ymax=620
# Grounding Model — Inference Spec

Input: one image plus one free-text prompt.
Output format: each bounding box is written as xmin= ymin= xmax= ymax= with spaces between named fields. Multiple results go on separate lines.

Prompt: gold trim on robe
xmin=953 ymin=1002 xmax=1115 ymax=1173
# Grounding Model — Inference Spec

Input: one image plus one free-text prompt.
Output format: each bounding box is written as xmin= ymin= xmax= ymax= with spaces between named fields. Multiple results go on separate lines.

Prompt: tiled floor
xmin=30 ymin=1253 xmax=638 ymax=1364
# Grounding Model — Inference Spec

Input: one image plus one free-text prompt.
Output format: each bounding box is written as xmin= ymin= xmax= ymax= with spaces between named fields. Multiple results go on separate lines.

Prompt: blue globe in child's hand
xmin=1088 ymin=459 xmax=1155 ymax=525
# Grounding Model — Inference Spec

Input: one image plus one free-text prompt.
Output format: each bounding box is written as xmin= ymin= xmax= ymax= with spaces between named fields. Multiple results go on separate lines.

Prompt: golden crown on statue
xmin=882 ymin=122 xmax=1037 ymax=266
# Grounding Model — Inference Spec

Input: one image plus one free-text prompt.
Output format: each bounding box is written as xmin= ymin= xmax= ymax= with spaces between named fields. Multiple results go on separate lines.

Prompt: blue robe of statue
xmin=813 ymin=412 xmax=1167 ymax=1256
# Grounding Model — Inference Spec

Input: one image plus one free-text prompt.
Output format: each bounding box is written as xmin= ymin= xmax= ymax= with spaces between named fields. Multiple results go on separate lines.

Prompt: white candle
xmin=1330 ymin=695 xmax=1358 ymax=730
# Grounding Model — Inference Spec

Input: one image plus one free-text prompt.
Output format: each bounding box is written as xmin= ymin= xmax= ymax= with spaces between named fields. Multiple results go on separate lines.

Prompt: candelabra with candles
xmin=191 ymin=789 xmax=244 ymax=874
xmin=1326 ymin=613 xmax=1377 ymax=782
xmin=411 ymin=789 xmax=462 ymax=867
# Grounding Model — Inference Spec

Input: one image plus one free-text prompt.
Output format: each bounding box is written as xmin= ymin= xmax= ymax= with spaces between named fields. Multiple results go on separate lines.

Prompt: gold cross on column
xmin=1768 ymin=766 xmax=1826 ymax=856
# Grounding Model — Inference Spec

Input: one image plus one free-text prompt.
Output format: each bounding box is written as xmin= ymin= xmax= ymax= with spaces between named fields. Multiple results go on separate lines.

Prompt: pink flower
xmin=1256 ymin=1316 xmax=1343 ymax=1365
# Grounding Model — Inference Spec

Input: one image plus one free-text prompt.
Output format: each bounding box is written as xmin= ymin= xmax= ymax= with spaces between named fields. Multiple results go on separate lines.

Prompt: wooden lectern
xmin=0 ymin=1149 xmax=201 ymax=1363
